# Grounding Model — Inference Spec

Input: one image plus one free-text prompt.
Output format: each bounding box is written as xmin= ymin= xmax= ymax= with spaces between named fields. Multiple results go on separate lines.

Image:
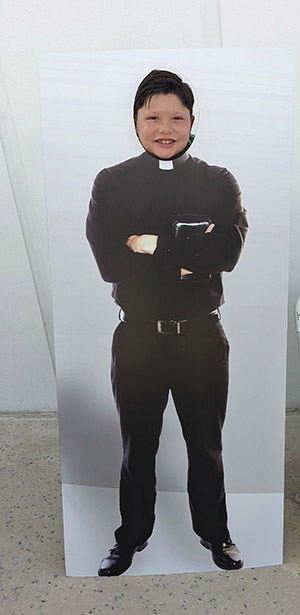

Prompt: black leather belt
xmin=119 ymin=309 xmax=219 ymax=334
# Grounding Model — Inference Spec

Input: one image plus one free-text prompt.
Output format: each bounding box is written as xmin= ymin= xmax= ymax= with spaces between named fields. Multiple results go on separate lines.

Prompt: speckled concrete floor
xmin=1 ymin=410 xmax=300 ymax=615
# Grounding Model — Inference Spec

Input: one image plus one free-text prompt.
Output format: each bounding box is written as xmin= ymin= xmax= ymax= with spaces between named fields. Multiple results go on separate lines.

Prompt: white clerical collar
xmin=159 ymin=159 xmax=174 ymax=170
xmin=143 ymin=150 xmax=189 ymax=170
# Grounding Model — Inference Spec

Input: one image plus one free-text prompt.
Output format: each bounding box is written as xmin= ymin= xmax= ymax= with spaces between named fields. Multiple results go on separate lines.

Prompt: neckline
xmin=142 ymin=150 xmax=190 ymax=170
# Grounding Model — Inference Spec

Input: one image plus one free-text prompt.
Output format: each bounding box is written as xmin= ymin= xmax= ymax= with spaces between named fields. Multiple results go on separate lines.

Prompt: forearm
xmin=126 ymin=221 xmax=247 ymax=276
xmin=86 ymin=208 xmax=155 ymax=284
xmin=153 ymin=224 xmax=247 ymax=274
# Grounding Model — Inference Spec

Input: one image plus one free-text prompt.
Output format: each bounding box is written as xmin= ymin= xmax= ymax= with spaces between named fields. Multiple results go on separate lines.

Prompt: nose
xmin=158 ymin=120 xmax=172 ymax=133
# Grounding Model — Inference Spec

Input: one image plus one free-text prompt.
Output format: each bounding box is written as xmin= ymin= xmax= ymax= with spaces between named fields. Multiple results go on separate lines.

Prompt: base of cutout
xmin=61 ymin=485 xmax=283 ymax=576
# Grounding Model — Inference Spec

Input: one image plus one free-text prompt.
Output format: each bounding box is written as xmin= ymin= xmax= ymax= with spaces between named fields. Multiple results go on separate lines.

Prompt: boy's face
xmin=135 ymin=93 xmax=194 ymax=159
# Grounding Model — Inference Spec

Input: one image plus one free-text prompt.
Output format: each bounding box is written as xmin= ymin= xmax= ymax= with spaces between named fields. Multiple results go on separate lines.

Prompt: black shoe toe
xmin=98 ymin=541 xmax=148 ymax=577
xmin=200 ymin=538 xmax=243 ymax=571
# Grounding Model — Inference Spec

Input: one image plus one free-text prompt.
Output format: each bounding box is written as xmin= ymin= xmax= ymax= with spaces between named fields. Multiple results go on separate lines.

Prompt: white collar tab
xmin=159 ymin=159 xmax=174 ymax=170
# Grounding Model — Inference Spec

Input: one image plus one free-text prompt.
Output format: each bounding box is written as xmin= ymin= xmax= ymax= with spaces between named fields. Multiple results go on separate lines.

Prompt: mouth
xmin=155 ymin=139 xmax=175 ymax=145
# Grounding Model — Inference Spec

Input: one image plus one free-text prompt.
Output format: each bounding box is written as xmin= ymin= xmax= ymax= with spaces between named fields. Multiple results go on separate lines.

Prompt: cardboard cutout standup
xmin=86 ymin=69 xmax=248 ymax=576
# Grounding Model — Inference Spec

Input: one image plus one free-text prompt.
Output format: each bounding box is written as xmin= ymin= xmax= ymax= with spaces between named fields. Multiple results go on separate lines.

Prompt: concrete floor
xmin=1 ymin=410 xmax=300 ymax=615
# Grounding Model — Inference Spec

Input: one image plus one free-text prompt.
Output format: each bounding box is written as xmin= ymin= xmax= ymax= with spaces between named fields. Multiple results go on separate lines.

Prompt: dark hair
xmin=133 ymin=69 xmax=194 ymax=120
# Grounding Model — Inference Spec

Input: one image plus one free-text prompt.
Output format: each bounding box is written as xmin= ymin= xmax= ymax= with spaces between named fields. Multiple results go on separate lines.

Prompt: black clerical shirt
xmin=86 ymin=151 xmax=248 ymax=319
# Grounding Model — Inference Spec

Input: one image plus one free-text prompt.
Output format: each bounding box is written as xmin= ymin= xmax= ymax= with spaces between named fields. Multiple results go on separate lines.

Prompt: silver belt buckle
xmin=157 ymin=320 xmax=187 ymax=334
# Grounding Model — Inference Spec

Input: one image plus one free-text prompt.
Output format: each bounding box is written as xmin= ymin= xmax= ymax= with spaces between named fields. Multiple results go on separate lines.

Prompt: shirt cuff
xmin=154 ymin=235 xmax=177 ymax=262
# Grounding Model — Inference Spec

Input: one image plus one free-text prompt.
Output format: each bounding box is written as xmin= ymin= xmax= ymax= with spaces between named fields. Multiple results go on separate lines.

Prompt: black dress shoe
xmin=97 ymin=541 xmax=148 ymax=576
xmin=200 ymin=538 xmax=243 ymax=570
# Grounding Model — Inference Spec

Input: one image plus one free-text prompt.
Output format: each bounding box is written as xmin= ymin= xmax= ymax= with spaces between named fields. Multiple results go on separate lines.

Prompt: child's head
xmin=134 ymin=69 xmax=195 ymax=160
xmin=133 ymin=70 xmax=194 ymax=120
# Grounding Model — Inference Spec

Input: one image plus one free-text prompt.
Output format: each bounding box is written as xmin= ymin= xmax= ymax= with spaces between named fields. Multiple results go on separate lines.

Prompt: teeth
xmin=158 ymin=140 xmax=174 ymax=144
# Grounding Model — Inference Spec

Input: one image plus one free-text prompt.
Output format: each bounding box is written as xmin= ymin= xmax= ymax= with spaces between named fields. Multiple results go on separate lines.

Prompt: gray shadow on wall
xmin=57 ymin=378 xmax=122 ymax=487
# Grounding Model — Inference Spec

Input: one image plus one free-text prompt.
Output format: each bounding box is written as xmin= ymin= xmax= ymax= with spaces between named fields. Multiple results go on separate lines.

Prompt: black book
xmin=172 ymin=214 xmax=212 ymax=282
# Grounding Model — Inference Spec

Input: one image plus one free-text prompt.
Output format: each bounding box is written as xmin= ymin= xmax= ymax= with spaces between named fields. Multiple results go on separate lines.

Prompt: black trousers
xmin=111 ymin=314 xmax=231 ymax=550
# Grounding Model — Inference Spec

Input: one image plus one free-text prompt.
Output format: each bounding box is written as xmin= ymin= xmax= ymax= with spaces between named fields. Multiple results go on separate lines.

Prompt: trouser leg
xmin=111 ymin=323 xmax=169 ymax=550
xmin=170 ymin=319 xmax=230 ymax=545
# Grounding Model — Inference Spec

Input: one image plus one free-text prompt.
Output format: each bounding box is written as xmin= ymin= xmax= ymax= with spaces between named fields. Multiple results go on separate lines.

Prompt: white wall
xmin=0 ymin=0 xmax=299 ymax=411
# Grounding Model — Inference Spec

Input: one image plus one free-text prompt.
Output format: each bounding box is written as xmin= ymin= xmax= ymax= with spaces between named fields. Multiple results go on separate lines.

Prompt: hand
xmin=181 ymin=268 xmax=193 ymax=276
xmin=126 ymin=234 xmax=158 ymax=255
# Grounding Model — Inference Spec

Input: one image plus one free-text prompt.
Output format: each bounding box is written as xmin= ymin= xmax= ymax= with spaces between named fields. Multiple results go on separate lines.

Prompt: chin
xmin=153 ymin=147 xmax=181 ymax=159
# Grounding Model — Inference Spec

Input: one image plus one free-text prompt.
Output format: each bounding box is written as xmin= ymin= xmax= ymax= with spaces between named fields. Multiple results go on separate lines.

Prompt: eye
xmin=173 ymin=116 xmax=183 ymax=120
xmin=147 ymin=116 xmax=158 ymax=120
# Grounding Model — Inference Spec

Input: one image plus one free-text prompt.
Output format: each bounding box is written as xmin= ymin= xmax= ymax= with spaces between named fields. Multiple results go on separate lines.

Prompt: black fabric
xmin=86 ymin=151 xmax=248 ymax=320
xmin=111 ymin=318 xmax=230 ymax=549
xmin=86 ymin=150 xmax=248 ymax=550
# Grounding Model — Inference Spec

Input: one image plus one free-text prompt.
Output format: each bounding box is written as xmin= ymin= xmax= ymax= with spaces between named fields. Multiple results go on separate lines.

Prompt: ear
xmin=190 ymin=115 xmax=195 ymax=130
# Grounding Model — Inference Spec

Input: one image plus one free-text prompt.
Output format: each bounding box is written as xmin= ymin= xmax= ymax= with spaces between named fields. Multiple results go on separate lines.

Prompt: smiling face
xmin=135 ymin=93 xmax=194 ymax=159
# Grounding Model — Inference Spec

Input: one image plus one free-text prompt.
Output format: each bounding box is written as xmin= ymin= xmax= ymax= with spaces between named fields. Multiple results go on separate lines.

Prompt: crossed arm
xmin=126 ymin=225 xmax=215 ymax=276
xmin=86 ymin=167 xmax=248 ymax=284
